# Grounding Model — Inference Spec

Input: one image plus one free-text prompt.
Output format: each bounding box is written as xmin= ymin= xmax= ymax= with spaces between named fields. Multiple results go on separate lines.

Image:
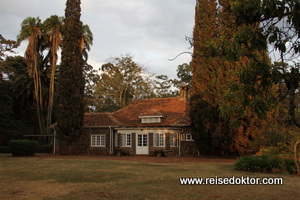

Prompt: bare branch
xmin=168 ymin=52 xmax=192 ymax=61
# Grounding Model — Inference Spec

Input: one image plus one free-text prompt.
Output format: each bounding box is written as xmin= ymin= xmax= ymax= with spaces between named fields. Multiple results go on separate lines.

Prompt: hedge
xmin=1 ymin=144 xmax=53 ymax=154
xmin=234 ymin=155 xmax=297 ymax=174
xmin=9 ymin=140 xmax=39 ymax=156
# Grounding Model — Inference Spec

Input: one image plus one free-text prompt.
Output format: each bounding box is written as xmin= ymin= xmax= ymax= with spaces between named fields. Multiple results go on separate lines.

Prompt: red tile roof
xmin=84 ymin=113 xmax=120 ymax=127
xmin=84 ymin=97 xmax=190 ymax=127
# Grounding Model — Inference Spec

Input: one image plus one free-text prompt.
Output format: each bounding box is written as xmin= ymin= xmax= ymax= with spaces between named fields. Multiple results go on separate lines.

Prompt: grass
xmin=0 ymin=154 xmax=299 ymax=200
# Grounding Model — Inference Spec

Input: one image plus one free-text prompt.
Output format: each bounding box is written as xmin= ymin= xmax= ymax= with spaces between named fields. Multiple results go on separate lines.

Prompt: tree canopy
xmin=189 ymin=0 xmax=300 ymax=156
xmin=190 ymin=0 xmax=277 ymax=155
xmin=93 ymin=55 xmax=155 ymax=112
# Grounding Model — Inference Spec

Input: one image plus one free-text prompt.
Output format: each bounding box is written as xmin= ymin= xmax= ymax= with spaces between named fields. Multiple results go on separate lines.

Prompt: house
xmin=53 ymin=85 xmax=198 ymax=156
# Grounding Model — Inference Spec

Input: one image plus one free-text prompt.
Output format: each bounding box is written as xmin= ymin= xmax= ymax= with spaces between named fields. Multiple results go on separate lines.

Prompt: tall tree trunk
xmin=33 ymin=51 xmax=44 ymax=134
xmin=47 ymin=49 xmax=57 ymax=134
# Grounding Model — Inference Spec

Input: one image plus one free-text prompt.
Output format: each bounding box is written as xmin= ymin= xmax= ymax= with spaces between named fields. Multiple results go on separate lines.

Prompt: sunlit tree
xmin=43 ymin=15 xmax=64 ymax=133
xmin=190 ymin=0 xmax=274 ymax=155
xmin=94 ymin=55 xmax=155 ymax=112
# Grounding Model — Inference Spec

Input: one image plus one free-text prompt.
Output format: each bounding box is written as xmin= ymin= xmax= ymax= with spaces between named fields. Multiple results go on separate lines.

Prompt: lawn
xmin=0 ymin=154 xmax=299 ymax=200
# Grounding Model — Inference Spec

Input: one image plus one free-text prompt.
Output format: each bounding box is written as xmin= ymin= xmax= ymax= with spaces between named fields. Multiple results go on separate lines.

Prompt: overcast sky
xmin=0 ymin=0 xmax=196 ymax=78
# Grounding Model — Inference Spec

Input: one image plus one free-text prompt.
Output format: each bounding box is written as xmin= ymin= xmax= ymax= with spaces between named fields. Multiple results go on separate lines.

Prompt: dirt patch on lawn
xmin=35 ymin=154 xmax=237 ymax=163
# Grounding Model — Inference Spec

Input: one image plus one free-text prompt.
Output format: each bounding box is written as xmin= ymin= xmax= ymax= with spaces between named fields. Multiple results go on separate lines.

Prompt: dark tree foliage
xmin=0 ymin=37 xmax=24 ymax=144
xmin=57 ymin=0 xmax=85 ymax=153
xmin=0 ymin=79 xmax=17 ymax=144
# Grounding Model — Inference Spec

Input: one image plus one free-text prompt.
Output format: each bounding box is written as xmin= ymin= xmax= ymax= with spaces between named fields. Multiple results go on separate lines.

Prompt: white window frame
xmin=170 ymin=133 xmax=178 ymax=147
xmin=121 ymin=133 xmax=131 ymax=147
xmin=139 ymin=115 xmax=163 ymax=124
xmin=91 ymin=134 xmax=105 ymax=147
xmin=154 ymin=133 xmax=165 ymax=147
xmin=186 ymin=134 xmax=193 ymax=141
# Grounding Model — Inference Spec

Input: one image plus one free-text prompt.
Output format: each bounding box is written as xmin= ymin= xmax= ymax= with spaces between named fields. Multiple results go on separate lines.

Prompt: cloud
xmin=0 ymin=0 xmax=195 ymax=78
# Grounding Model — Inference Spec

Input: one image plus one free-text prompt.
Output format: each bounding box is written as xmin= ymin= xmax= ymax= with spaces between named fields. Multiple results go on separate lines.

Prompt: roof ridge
xmin=85 ymin=112 xmax=111 ymax=115
xmin=134 ymin=97 xmax=184 ymax=101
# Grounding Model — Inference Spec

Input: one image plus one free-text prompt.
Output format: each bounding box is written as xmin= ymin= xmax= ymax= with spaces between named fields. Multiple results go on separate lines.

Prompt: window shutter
xmin=115 ymin=133 xmax=118 ymax=146
xmin=154 ymin=133 xmax=158 ymax=147
xmin=121 ymin=134 xmax=126 ymax=146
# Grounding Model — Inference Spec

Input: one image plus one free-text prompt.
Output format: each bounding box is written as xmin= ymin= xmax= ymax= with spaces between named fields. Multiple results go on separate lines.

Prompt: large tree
xmin=94 ymin=55 xmax=155 ymax=112
xmin=190 ymin=0 xmax=274 ymax=155
xmin=233 ymin=0 xmax=300 ymax=169
xmin=57 ymin=0 xmax=85 ymax=153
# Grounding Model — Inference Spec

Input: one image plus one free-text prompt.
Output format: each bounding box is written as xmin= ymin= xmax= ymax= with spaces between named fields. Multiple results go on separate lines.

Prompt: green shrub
xmin=9 ymin=140 xmax=39 ymax=156
xmin=282 ymin=158 xmax=297 ymax=174
xmin=235 ymin=155 xmax=296 ymax=174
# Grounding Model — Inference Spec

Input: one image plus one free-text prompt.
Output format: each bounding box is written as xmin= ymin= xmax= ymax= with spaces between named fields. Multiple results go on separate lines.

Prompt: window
xmin=91 ymin=135 xmax=105 ymax=147
xmin=139 ymin=115 xmax=163 ymax=123
xmin=181 ymin=134 xmax=193 ymax=141
xmin=170 ymin=133 xmax=178 ymax=147
xmin=141 ymin=117 xmax=161 ymax=123
xmin=121 ymin=133 xmax=131 ymax=147
xmin=154 ymin=133 xmax=165 ymax=147
xmin=181 ymin=134 xmax=185 ymax=141
xmin=186 ymin=134 xmax=193 ymax=141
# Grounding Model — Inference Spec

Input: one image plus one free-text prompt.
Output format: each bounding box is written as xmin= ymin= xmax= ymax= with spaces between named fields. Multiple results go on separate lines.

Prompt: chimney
xmin=179 ymin=84 xmax=188 ymax=99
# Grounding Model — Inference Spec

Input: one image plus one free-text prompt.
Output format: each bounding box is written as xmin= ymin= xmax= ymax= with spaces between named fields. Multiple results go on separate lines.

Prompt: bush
xmin=235 ymin=155 xmax=297 ymax=174
xmin=282 ymin=158 xmax=297 ymax=174
xmin=9 ymin=140 xmax=39 ymax=156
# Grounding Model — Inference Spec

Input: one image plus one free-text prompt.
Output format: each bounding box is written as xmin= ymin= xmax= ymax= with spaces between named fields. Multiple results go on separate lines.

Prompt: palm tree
xmin=17 ymin=17 xmax=46 ymax=134
xmin=81 ymin=24 xmax=93 ymax=62
xmin=43 ymin=15 xmax=64 ymax=133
